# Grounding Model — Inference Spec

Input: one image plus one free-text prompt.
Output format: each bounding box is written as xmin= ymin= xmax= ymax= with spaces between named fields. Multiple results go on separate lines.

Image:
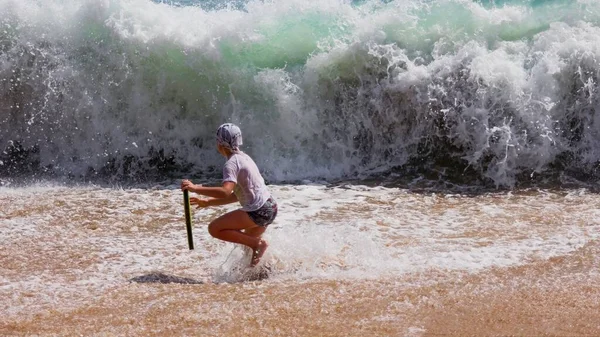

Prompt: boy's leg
xmin=243 ymin=226 xmax=268 ymax=266
xmin=208 ymin=210 xmax=260 ymax=247
xmin=208 ymin=210 xmax=268 ymax=266
xmin=244 ymin=226 xmax=265 ymax=238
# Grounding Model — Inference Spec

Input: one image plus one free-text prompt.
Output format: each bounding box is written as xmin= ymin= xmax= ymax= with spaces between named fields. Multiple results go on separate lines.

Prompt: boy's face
xmin=216 ymin=143 xmax=227 ymax=157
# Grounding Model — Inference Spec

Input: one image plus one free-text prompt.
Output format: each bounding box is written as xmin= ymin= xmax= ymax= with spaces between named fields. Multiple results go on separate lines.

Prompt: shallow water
xmin=1 ymin=183 xmax=599 ymax=335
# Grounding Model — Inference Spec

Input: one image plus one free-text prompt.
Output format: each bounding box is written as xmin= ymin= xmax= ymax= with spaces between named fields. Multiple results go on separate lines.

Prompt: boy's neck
xmin=225 ymin=149 xmax=240 ymax=158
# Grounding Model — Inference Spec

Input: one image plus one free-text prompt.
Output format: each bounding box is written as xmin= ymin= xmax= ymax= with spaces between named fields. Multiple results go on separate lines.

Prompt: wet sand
xmin=1 ymin=184 xmax=599 ymax=336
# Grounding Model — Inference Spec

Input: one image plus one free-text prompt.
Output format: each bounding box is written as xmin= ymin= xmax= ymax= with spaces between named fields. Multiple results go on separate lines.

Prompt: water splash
xmin=2 ymin=0 xmax=600 ymax=186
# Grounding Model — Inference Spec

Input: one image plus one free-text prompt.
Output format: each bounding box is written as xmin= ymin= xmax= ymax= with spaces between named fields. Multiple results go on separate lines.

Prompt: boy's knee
xmin=208 ymin=222 xmax=219 ymax=238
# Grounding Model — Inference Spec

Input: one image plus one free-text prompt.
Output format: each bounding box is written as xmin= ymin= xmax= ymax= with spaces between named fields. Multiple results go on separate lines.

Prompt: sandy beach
xmin=2 ymin=183 xmax=599 ymax=336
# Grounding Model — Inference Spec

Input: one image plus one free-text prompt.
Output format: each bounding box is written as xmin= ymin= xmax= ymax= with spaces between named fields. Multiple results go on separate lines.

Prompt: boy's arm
xmin=182 ymin=180 xmax=235 ymax=199
xmin=207 ymin=193 xmax=238 ymax=206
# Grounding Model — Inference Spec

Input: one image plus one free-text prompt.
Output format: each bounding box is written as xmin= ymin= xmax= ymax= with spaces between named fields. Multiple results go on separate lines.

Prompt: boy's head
xmin=216 ymin=123 xmax=243 ymax=152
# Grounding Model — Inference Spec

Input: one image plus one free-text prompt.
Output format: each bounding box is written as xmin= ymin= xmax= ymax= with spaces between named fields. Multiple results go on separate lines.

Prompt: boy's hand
xmin=190 ymin=197 xmax=211 ymax=208
xmin=181 ymin=179 xmax=201 ymax=191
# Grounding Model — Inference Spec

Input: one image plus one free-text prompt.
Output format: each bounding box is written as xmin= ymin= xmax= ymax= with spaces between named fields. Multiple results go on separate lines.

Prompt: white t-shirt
xmin=222 ymin=152 xmax=270 ymax=211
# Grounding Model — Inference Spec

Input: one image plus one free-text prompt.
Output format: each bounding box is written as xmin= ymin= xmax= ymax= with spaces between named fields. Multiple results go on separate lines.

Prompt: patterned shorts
xmin=247 ymin=197 xmax=278 ymax=227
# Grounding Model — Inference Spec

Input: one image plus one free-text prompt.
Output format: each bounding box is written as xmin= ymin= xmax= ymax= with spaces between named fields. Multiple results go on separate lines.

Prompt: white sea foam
xmin=2 ymin=183 xmax=600 ymax=318
xmin=2 ymin=0 xmax=600 ymax=185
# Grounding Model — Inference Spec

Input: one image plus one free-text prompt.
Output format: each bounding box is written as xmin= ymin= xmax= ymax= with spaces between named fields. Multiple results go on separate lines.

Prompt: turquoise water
xmin=1 ymin=0 xmax=599 ymax=187
xmin=153 ymin=0 xmax=567 ymax=9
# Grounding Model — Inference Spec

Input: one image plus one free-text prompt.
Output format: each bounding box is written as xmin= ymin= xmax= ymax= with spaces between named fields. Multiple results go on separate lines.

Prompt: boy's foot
xmin=251 ymin=239 xmax=268 ymax=267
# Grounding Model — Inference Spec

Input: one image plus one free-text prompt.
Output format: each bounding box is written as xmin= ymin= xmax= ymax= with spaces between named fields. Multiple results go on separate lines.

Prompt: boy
xmin=181 ymin=123 xmax=277 ymax=267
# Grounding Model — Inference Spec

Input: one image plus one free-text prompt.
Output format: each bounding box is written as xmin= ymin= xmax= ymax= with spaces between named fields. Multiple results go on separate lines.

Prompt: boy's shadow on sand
xmin=129 ymin=272 xmax=204 ymax=284
xmin=130 ymin=267 xmax=271 ymax=284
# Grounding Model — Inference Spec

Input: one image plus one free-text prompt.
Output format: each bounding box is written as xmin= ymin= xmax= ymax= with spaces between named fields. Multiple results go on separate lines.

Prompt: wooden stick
xmin=183 ymin=190 xmax=194 ymax=250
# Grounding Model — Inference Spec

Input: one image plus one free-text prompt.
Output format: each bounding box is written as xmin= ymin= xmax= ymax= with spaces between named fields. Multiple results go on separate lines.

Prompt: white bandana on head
xmin=216 ymin=123 xmax=243 ymax=151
